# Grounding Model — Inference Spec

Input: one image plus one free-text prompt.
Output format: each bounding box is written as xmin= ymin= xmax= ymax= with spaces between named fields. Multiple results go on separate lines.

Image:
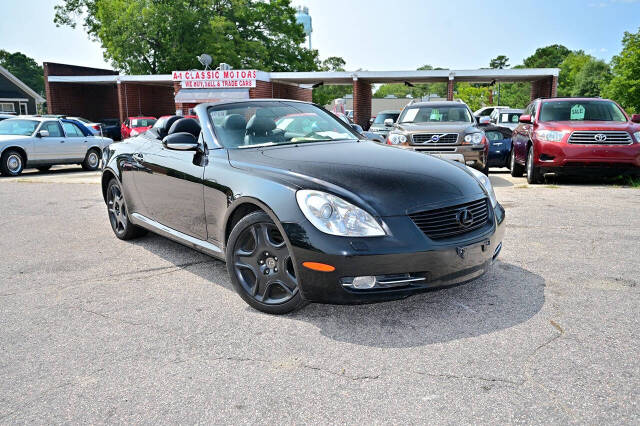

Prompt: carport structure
xmin=269 ymin=68 xmax=559 ymax=128
xmin=44 ymin=63 xmax=558 ymax=128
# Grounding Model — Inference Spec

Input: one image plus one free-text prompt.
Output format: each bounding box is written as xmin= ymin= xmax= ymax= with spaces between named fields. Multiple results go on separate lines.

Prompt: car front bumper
xmin=283 ymin=203 xmax=505 ymax=304
xmin=402 ymin=144 xmax=488 ymax=169
xmin=534 ymin=140 xmax=640 ymax=174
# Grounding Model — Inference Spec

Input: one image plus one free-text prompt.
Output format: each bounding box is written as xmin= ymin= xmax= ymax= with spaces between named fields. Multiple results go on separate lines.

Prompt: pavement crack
xmin=78 ymin=307 xmax=144 ymax=326
xmin=415 ymin=371 xmax=522 ymax=386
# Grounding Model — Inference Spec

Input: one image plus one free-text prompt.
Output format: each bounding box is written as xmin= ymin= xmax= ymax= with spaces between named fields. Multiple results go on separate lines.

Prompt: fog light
xmin=352 ymin=276 xmax=376 ymax=289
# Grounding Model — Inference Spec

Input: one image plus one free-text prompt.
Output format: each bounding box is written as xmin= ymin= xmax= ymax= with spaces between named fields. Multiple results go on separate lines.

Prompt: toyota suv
xmin=386 ymin=101 xmax=489 ymax=173
xmin=511 ymin=97 xmax=640 ymax=184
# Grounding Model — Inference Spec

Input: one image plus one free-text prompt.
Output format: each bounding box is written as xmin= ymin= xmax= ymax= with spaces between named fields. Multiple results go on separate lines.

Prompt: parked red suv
xmin=121 ymin=116 xmax=156 ymax=139
xmin=510 ymin=98 xmax=640 ymax=183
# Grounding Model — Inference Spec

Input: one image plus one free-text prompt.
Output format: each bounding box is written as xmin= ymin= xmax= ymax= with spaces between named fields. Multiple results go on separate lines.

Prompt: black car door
xmin=133 ymin=137 xmax=207 ymax=240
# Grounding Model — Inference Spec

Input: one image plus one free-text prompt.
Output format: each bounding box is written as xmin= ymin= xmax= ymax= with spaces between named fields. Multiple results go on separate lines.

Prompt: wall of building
xmin=117 ymin=83 xmax=175 ymax=121
xmin=0 ymin=75 xmax=37 ymax=114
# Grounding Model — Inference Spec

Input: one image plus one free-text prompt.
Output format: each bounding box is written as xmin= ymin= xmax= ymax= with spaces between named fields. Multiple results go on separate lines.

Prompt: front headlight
xmin=633 ymin=131 xmax=640 ymax=143
xmin=296 ymin=190 xmax=385 ymax=237
xmin=467 ymin=167 xmax=498 ymax=208
xmin=387 ymin=133 xmax=407 ymax=145
xmin=535 ymin=130 xmax=567 ymax=142
xmin=464 ymin=132 xmax=484 ymax=144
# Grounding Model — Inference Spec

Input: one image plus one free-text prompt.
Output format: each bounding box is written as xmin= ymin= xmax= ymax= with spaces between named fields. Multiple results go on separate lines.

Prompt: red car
xmin=511 ymin=97 xmax=640 ymax=183
xmin=121 ymin=116 xmax=156 ymax=139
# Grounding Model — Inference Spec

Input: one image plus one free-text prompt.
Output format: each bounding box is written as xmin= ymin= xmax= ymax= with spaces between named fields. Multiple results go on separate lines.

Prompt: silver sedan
xmin=0 ymin=117 xmax=112 ymax=176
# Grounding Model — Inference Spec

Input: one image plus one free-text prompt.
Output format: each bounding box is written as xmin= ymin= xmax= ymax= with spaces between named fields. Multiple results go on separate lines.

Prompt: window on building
xmin=19 ymin=103 xmax=28 ymax=115
xmin=0 ymin=103 xmax=16 ymax=113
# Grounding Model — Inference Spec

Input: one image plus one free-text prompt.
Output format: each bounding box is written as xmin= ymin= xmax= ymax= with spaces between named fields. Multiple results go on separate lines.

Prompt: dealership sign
xmin=172 ymin=70 xmax=257 ymax=88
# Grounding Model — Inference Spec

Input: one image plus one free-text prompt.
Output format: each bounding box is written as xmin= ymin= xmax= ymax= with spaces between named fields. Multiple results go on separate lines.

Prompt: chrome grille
xmin=409 ymin=198 xmax=489 ymax=240
xmin=412 ymin=133 xmax=458 ymax=144
xmin=568 ymin=131 xmax=632 ymax=145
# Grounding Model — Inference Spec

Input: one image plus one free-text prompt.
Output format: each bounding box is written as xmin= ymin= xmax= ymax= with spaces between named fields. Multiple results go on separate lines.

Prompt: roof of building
xmin=0 ymin=65 xmax=45 ymax=103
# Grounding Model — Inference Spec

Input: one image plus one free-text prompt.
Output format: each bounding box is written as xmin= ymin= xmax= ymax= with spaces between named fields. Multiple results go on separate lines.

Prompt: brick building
xmin=44 ymin=63 xmax=559 ymax=128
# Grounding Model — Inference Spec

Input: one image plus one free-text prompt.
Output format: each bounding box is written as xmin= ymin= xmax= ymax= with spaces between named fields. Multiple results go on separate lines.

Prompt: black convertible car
xmin=101 ymin=100 xmax=505 ymax=314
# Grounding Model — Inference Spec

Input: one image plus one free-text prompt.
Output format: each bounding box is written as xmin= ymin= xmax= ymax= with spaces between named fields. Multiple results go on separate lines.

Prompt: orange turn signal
xmin=302 ymin=262 xmax=336 ymax=272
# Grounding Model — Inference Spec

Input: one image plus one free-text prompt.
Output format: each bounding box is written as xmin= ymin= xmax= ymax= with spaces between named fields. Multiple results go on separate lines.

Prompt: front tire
xmin=226 ymin=211 xmax=305 ymax=314
xmin=82 ymin=149 xmax=101 ymax=171
xmin=106 ymin=178 xmax=147 ymax=240
xmin=510 ymin=149 xmax=524 ymax=177
xmin=526 ymin=145 xmax=543 ymax=184
xmin=0 ymin=150 xmax=25 ymax=176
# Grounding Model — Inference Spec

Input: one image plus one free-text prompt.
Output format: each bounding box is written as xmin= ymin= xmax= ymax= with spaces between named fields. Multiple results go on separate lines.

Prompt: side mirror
xmin=519 ymin=114 xmax=532 ymax=124
xmin=383 ymin=118 xmax=394 ymax=127
xmin=369 ymin=117 xmax=374 ymax=124
xmin=478 ymin=117 xmax=491 ymax=126
xmin=350 ymin=123 xmax=364 ymax=134
xmin=631 ymin=114 xmax=640 ymax=123
xmin=37 ymin=129 xmax=50 ymax=138
xmin=162 ymin=132 xmax=200 ymax=151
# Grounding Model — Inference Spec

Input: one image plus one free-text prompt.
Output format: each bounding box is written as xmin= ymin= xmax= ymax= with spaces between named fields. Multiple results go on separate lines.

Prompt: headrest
xmin=246 ymin=115 xmax=276 ymax=134
xmin=222 ymin=114 xmax=247 ymax=131
xmin=168 ymin=118 xmax=201 ymax=137
xmin=162 ymin=116 xmax=181 ymax=133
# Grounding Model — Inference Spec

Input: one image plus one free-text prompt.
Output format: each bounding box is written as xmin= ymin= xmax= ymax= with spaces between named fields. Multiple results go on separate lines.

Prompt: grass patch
xmin=609 ymin=175 xmax=640 ymax=188
xmin=514 ymin=184 xmax=529 ymax=189
xmin=545 ymin=185 xmax=560 ymax=189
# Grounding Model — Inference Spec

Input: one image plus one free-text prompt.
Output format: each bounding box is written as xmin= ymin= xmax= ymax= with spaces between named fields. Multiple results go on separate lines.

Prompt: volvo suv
xmin=511 ymin=97 xmax=640 ymax=183
xmin=386 ymin=101 xmax=489 ymax=174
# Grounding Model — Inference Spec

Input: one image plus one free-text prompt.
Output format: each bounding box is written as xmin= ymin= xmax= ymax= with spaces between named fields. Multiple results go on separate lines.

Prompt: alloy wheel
xmin=88 ymin=152 xmax=99 ymax=168
xmin=527 ymin=148 xmax=533 ymax=180
xmin=232 ymin=222 xmax=298 ymax=305
xmin=107 ymin=184 xmax=128 ymax=235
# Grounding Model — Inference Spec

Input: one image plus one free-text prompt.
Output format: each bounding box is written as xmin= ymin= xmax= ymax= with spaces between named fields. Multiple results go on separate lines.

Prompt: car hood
xmin=228 ymin=141 xmax=486 ymax=216
xmin=0 ymin=134 xmax=29 ymax=144
xmin=395 ymin=122 xmax=479 ymax=134
xmin=132 ymin=126 xmax=152 ymax=132
xmin=541 ymin=121 xmax=637 ymax=132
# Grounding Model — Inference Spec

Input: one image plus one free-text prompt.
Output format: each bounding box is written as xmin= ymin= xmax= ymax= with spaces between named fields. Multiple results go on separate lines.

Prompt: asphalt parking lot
xmin=1 ymin=166 xmax=639 ymax=423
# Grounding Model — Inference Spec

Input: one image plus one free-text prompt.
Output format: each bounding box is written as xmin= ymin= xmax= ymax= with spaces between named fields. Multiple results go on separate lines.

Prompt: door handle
xmin=132 ymin=153 xmax=143 ymax=162
xmin=60 ymin=140 xmax=65 ymax=143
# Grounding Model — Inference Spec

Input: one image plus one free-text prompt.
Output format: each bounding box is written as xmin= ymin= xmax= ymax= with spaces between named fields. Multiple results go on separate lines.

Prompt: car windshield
xmin=399 ymin=106 xmax=472 ymax=123
xmin=131 ymin=118 xmax=156 ymax=127
xmin=373 ymin=113 xmax=399 ymax=124
xmin=499 ymin=112 xmax=522 ymax=124
xmin=209 ymin=101 xmax=359 ymax=148
xmin=539 ymin=100 xmax=627 ymax=122
xmin=0 ymin=119 xmax=38 ymax=136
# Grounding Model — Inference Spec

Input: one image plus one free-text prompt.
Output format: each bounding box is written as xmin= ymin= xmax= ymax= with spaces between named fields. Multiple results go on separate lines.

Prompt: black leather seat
xmin=218 ymin=114 xmax=247 ymax=147
xmin=148 ymin=115 xmax=181 ymax=139
xmin=244 ymin=114 xmax=284 ymax=145
xmin=168 ymin=118 xmax=201 ymax=138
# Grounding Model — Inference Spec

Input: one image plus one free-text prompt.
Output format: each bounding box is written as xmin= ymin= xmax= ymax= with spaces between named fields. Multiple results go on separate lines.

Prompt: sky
xmin=1 ymin=0 xmax=639 ymax=72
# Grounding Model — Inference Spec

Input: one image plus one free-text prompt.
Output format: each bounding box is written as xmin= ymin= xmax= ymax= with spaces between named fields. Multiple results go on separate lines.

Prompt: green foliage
xmin=489 ymin=55 xmax=509 ymax=69
xmin=557 ymin=51 xmax=593 ymax=96
xmin=312 ymin=56 xmax=352 ymax=106
xmin=454 ymin=83 xmax=490 ymax=111
xmin=523 ymin=44 xmax=571 ymax=68
xmin=0 ymin=50 xmax=44 ymax=95
xmin=604 ymin=27 xmax=640 ymax=113
xmin=54 ymin=0 xmax=319 ymax=74
xmin=572 ymin=59 xmax=611 ymax=97
xmin=498 ymin=82 xmax=531 ymax=109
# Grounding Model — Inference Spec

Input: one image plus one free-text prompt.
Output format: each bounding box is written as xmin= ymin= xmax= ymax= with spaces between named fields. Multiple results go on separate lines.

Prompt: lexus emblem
xmin=594 ymin=133 xmax=607 ymax=142
xmin=457 ymin=209 xmax=474 ymax=227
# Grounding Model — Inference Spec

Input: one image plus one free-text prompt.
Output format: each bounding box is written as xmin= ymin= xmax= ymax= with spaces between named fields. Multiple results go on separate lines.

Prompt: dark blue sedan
xmin=484 ymin=125 xmax=513 ymax=168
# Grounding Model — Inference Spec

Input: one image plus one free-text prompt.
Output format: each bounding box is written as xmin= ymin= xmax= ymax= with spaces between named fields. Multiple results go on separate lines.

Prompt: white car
xmin=0 ymin=117 xmax=112 ymax=176
xmin=474 ymin=106 xmax=509 ymax=119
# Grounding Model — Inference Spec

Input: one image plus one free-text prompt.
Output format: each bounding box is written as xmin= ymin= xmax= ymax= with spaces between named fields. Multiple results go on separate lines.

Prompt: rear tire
xmin=106 ymin=178 xmax=147 ymax=240
xmin=226 ymin=211 xmax=305 ymax=314
xmin=526 ymin=145 xmax=543 ymax=184
xmin=510 ymin=149 xmax=524 ymax=177
xmin=82 ymin=149 xmax=101 ymax=171
xmin=0 ymin=150 xmax=25 ymax=176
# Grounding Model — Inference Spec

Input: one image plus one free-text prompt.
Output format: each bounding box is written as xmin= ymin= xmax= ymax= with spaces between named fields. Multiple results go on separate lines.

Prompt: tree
xmin=373 ymin=65 xmax=447 ymax=99
xmin=312 ymin=56 xmax=352 ymax=106
xmin=489 ymin=55 xmax=509 ymax=69
xmin=523 ymin=44 xmax=571 ymax=68
xmin=0 ymin=50 xmax=44 ymax=95
xmin=572 ymin=59 xmax=611 ymax=97
xmin=454 ymin=83 xmax=490 ymax=111
xmin=54 ymin=0 xmax=318 ymax=74
xmin=557 ymin=51 xmax=593 ymax=96
xmin=604 ymin=27 xmax=640 ymax=113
